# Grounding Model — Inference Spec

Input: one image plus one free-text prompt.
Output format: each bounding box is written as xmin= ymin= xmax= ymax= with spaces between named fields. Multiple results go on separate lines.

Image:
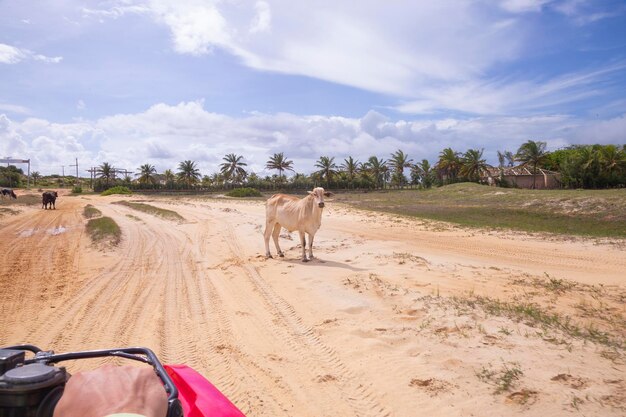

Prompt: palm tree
xmin=163 ymin=169 xmax=175 ymax=188
xmin=436 ymin=148 xmax=461 ymax=183
xmin=340 ymin=156 xmax=360 ymax=186
xmin=599 ymin=144 xmax=626 ymax=179
xmin=177 ymin=160 xmax=201 ymax=188
xmin=31 ymin=171 xmax=41 ymax=186
xmin=516 ymin=140 xmax=548 ymax=189
xmin=389 ymin=149 xmax=413 ymax=188
xmin=504 ymin=151 xmax=515 ymax=167
xmin=578 ymin=145 xmax=602 ymax=188
xmin=97 ymin=162 xmax=114 ymax=187
xmin=363 ymin=156 xmax=388 ymax=189
xmin=136 ymin=164 xmax=157 ymax=185
xmin=411 ymin=159 xmax=434 ymax=188
xmin=210 ymin=172 xmax=225 ymax=188
xmin=314 ymin=156 xmax=338 ymax=187
xmin=422 ymin=159 xmax=435 ymax=188
xmin=497 ymin=150 xmax=507 ymax=183
xmin=266 ymin=152 xmax=294 ymax=181
xmin=460 ymin=149 xmax=488 ymax=183
xmin=220 ymin=153 xmax=248 ymax=184
xmin=497 ymin=151 xmax=506 ymax=169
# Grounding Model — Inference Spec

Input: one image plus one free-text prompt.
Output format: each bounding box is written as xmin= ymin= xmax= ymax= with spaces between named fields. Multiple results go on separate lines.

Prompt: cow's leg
xmin=299 ymin=231 xmax=308 ymax=262
xmin=263 ymin=220 xmax=275 ymax=258
xmin=308 ymin=233 xmax=315 ymax=260
xmin=272 ymin=224 xmax=284 ymax=257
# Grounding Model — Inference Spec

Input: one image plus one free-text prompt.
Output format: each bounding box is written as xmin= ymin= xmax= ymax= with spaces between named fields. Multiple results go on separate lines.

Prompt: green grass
xmin=226 ymin=187 xmax=262 ymax=197
xmin=334 ymin=183 xmax=626 ymax=238
xmin=0 ymin=193 xmax=41 ymax=207
xmin=476 ymin=362 xmax=523 ymax=394
xmin=453 ymin=294 xmax=623 ymax=349
xmin=86 ymin=216 xmax=121 ymax=245
xmin=113 ymin=201 xmax=184 ymax=221
xmin=83 ymin=204 xmax=102 ymax=219
xmin=101 ymin=186 xmax=132 ymax=196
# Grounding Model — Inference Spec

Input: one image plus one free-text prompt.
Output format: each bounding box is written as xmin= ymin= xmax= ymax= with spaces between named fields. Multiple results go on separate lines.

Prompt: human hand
xmin=53 ymin=365 xmax=168 ymax=417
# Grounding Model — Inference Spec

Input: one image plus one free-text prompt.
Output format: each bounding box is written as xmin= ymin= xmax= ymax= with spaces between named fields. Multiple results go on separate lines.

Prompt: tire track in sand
xmin=205 ymin=208 xmax=392 ymax=417
xmin=0 ymin=203 xmax=83 ymax=347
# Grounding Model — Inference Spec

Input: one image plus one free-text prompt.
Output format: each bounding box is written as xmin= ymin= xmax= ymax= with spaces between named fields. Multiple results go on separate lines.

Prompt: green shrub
xmin=101 ymin=186 xmax=132 ymax=196
xmin=71 ymin=185 xmax=83 ymax=194
xmin=226 ymin=187 xmax=262 ymax=198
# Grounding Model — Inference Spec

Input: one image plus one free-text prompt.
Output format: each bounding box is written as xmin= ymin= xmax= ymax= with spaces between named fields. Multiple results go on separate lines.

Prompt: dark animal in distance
xmin=1 ymin=189 xmax=17 ymax=199
xmin=42 ymin=191 xmax=58 ymax=210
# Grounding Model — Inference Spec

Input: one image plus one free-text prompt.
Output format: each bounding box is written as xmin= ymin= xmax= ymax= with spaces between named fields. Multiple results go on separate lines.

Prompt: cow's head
xmin=309 ymin=187 xmax=333 ymax=208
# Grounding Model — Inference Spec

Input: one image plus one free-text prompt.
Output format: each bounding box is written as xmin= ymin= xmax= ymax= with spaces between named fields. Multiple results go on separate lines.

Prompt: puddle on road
xmin=48 ymin=226 xmax=67 ymax=236
xmin=19 ymin=229 xmax=37 ymax=237
xmin=17 ymin=226 xmax=68 ymax=237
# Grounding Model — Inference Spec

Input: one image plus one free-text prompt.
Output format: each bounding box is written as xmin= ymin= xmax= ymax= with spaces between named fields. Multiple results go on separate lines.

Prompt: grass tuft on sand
xmin=113 ymin=201 xmax=184 ymax=221
xmin=0 ymin=207 xmax=19 ymax=217
xmin=83 ymin=204 xmax=102 ymax=219
xmin=453 ymin=294 xmax=624 ymax=349
xmin=86 ymin=216 xmax=121 ymax=245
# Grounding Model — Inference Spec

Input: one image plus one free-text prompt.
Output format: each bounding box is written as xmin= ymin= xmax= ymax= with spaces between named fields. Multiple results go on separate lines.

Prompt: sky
xmin=1 ymin=0 xmax=625 ymax=177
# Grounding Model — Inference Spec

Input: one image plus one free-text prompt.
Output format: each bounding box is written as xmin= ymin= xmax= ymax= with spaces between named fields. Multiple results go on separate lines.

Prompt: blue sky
xmin=1 ymin=0 xmax=625 ymax=176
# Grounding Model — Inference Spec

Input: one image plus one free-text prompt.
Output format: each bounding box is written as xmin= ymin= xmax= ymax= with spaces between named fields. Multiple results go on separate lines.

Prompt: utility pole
xmin=69 ymin=158 xmax=79 ymax=186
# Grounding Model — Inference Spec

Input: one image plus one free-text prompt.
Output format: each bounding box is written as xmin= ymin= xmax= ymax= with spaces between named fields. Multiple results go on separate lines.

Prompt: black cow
xmin=42 ymin=191 xmax=58 ymax=209
xmin=1 ymin=189 xmax=17 ymax=199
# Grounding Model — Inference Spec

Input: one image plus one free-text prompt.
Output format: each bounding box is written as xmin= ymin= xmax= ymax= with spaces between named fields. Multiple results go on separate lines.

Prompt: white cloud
xmin=250 ymin=1 xmax=271 ymax=34
xmin=147 ymin=0 xmax=231 ymax=56
xmin=1 ymin=102 xmax=623 ymax=176
xmin=0 ymin=44 xmax=27 ymax=64
xmin=396 ymin=61 xmax=626 ymax=115
xmin=0 ymin=43 xmax=62 ymax=64
xmin=0 ymin=102 xmax=30 ymax=115
xmin=72 ymin=0 xmax=622 ymax=115
xmin=500 ymin=0 xmax=552 ymax=13
xmin=84 ymin=1 xmax=527 ymax=97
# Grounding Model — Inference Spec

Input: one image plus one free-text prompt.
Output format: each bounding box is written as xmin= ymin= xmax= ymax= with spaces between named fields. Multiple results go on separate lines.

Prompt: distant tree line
xmin=542 ymin=144 xmax=626 ymax=189
xmin=5 ymin=141 xmax=624 ymax=191
xmin=91 ymin=141 xmax=624 ymax=191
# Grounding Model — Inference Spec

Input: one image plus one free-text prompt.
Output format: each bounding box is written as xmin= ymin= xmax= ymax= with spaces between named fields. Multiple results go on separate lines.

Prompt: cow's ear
xmin=324 ymin=191 xmax=334 ymax=197
xmin=308 ymin=190 xmax=315 ymax=195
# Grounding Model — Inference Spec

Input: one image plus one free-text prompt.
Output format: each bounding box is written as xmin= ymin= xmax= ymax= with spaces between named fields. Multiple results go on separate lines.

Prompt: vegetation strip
xmin=452 ymin=294 xmax=624 ymax=350
xmin=335 ymin=183 xmax=626 ymax=238
xmin=113 ymin=201 xmax=184 ymax=221
xmin=101 ymin=186 xmax=132 ymax=196
xmin=226 ymin=187 xmax=262 ymax=197
xmin=86 ymin=216 xmax=121 ymax=245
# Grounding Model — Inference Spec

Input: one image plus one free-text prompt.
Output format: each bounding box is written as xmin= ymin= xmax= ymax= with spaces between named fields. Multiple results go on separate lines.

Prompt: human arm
xmin=52 ymin=365 xmax=168 ymax=417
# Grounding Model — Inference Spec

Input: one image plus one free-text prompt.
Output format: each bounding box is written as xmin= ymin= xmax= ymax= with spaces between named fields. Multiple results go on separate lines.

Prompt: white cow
xmin=264 ymin=187 xmax=332 ymax=262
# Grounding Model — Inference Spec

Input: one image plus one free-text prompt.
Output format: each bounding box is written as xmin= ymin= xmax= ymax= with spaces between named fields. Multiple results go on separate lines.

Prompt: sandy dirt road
xmin=1 ymin=192 xmax=624 ymax=416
